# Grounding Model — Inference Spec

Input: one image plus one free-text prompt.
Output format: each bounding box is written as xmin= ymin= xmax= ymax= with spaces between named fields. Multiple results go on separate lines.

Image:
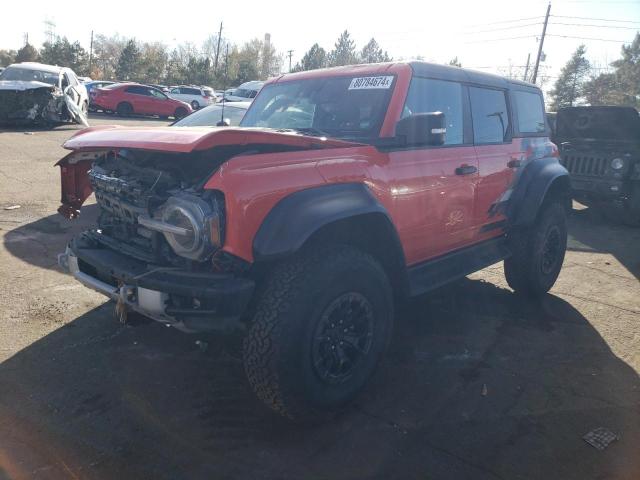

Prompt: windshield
xmin=0 ymin=67 xmax=59 ymax=86
xmin=240 ymin=75 xmax=396 ymax=141
xmin=173 ymin=104 xmax=247 ymax=127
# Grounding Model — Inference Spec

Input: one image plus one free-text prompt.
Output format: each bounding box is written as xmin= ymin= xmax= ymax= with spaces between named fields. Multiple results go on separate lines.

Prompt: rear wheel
xmin=190 ymin=100 xmax=200 ymax=110
xmin=504 ymin=201 xmax=567 ymax=297
xmin=174 ymin=107 xmax=188 ymax=119
xmin=243 ymin=245 xmax=394 ymax=420
xmin=116 ymin=102 xmax=133 ymax=116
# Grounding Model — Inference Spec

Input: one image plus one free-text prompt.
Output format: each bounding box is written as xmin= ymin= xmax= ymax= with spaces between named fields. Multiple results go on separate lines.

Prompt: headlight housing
xmin=147 ymin=193 xmax=224 ymax=261
xmin=610 ymin=157 xmax=624 ymax=170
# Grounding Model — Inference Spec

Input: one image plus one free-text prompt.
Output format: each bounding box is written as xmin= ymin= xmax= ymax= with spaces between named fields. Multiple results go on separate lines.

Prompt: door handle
xmin=455 ymin=165 xmax=477 ymax=175
xmin=507 ymin=159 xmax=522 ymax=168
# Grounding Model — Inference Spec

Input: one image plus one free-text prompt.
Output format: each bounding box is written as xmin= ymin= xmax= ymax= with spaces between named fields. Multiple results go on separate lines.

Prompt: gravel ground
xmin=0 ymin=115 xmax=639 ymax=480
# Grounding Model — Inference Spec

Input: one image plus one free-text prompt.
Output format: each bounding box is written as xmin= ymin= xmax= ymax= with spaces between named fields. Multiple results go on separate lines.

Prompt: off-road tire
xmin=504 ymin=201 xmax=567 ymax=297
xmin=243 ymin=245 xmax=394 ymax=421
xmin=116 ymin=102 xmax=133 ymax=116
xmin=174 ymin=107 xmax=188 ymax=119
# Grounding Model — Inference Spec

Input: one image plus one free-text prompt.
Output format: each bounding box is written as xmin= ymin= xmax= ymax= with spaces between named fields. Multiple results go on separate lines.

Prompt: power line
xmin=463 ymin=35 xmax=538 ymax=43
xmin=547 ymin=33 xmax=631 ymax=42
xmin=552 ymin=14 xmax=640 ymax=24
xmin=464 ymin=22 xmax=543 ymax=34
xmin=466 ymin=16 xmax=544 ymax=27
xmin=550 ymin=21 xmax=640 ymax=29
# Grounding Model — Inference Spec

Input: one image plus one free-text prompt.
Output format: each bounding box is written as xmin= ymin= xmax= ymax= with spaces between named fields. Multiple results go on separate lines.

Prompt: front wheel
xmin=243 ymin=246 xmax=394 ymax=420
xmin=174 ymin=107 xmax=188 ymax=119
xmin=190 ymin=100 xmax=200 ymax=110
xmin=504 ymin=201 xmax=567 ymax=297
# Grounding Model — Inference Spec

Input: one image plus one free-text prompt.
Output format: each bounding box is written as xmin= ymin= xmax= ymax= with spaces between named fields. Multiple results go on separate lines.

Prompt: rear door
xmin=147 ymin=87 xmax=173 ymax=115
xmin=470 ymin=86 xmax=516 ymax=236
xmin=387 ymin=77 xmax=478 ymax=264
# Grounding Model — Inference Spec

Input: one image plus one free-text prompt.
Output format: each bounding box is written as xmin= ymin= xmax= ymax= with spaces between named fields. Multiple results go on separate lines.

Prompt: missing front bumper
xmin=58 ymin=241 xmax=254 ymax=333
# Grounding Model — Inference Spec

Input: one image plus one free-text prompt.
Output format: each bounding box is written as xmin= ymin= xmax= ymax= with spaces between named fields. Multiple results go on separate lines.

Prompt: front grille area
xmin=561 ymin=154 xmax=608 ymax=176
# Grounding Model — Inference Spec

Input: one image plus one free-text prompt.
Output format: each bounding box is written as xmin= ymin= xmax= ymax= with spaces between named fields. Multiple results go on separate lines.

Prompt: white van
xmin=168 ymin=85 xmax=216 ymax=110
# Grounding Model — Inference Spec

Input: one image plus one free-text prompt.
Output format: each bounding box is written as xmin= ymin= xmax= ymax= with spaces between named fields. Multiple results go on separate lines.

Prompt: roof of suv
xmin=272 ymin=61 xmax=540 ymax=91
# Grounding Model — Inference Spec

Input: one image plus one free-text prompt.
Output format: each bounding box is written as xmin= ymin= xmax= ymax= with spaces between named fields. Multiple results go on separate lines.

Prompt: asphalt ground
xmin=0 ymin=114 xmax=639 ymax=480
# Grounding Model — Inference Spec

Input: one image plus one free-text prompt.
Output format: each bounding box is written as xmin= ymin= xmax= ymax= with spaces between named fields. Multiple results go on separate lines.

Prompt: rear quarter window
xmin=514 ymin=90 xmax=546 ymax=134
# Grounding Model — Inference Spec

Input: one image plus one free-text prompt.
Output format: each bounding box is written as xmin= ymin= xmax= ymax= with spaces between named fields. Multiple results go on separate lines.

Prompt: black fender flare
xmin=507 ymin=157 xmax=570 ymax=227
xmin=252 ymin=183 xmax=405 ymax=265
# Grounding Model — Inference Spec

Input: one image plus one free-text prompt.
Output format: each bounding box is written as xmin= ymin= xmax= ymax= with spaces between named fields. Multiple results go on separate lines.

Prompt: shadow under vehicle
xmin=0 ymin=277 xmax=639 ymax=479
xmin=554 ymin=106 xmax=640 ymax=226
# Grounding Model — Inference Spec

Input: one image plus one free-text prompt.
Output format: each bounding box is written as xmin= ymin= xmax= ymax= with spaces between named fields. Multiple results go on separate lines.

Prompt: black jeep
xmin=553 ymin=106 xmax=640 ymax=226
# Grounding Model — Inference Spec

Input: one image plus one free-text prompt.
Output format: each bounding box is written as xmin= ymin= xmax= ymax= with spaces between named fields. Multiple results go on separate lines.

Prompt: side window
xmin=469 ymin=87 xmax=510 ymax=144
xmin=513 ymin=90 xmax=546 ymax=134
xmin=186 ymin=88 xmax=200 ymax=95
xmin=170 ymin=88 xmax=180 ymax=94
xmin=402 ymin=78 xmax=464 ymax=145
xmin=125 ymin=86 xmax=148 ymax=95
xmin=149 ymin=89 xmax=167 ymax=99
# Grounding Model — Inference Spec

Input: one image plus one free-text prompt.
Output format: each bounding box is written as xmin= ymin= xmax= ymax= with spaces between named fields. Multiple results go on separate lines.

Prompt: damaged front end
xmin=0 ymin=81 xmax=87 ymax=127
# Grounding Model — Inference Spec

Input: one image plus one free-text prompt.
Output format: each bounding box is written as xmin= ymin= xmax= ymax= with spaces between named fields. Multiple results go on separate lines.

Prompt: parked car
xmin=172 ymin=101 xmax=250 ymax=127
xmin=555 ymin=106 xmax=640 ymax=226
xmin=86 ymin=81 xmax=115 ymax=109
xmin=91 ymin=82 xmax=192 ymax=119
xmin=168 ymin=85 xmax=216 ymax=110
xmin=56 ymin=62 xmax=568 ymax=420
xmin=0 ymin=62 xmax=89 ymax=126
xmin=223 ymin=81 xmax=263 ymax=102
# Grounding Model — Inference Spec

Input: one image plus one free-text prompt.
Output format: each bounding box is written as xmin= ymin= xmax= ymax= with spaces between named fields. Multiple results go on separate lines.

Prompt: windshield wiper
xmin=291 ymin=127 xmax=331 ymax=138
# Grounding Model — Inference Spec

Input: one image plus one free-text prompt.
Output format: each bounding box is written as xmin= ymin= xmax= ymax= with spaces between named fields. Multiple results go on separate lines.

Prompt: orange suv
xmin=57 ymin=62 xmax=569 ymax=419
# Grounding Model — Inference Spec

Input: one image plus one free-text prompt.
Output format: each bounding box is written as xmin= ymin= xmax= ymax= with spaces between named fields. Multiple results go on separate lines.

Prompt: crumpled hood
xmin=0 ymin=80 xmax=56 ymax=91
xmin=63 ymin=125 xmax=363 ymax=153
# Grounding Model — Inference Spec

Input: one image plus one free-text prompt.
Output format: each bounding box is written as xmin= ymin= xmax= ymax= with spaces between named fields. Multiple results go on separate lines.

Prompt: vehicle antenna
xmin=218 ymin=44 xmax=229 ymax=127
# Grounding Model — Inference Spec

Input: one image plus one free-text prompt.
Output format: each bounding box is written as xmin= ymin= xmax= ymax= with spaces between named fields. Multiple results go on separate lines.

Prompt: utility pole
xmin=89 ymin=30 xmax=94 ymax=75
xmin=214 ymin=22 xmax=223 ymax=74
xmin=532 ymin=2 xmax=551 ymax=85
xmin=287 ymin=50 xmax=293 ymax=72
xmin=523 ymin=53 xmax=531 ymax=81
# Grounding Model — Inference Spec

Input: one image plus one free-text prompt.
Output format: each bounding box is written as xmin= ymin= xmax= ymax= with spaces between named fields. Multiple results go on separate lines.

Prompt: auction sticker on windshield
xmin=348 ymin=76 xmax=394 ymax=90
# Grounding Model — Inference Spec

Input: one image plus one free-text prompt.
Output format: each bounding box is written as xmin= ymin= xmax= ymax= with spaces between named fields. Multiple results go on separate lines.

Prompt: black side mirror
xmin=395 ymin=112 xmax=446 ymax=147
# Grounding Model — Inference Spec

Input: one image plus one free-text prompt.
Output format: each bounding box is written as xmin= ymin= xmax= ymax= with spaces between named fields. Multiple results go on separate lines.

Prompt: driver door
xmin=387 ymin=77 xmax=478 ymax=264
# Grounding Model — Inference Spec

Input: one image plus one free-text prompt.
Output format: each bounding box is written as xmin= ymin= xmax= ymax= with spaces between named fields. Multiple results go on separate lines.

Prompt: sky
xmin=2 ymin=0 xmax=639 ymax=90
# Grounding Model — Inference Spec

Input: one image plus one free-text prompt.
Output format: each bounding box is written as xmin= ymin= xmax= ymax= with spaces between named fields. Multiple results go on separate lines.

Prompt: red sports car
xmin=91 ymin=83 xmax=192 ymax=119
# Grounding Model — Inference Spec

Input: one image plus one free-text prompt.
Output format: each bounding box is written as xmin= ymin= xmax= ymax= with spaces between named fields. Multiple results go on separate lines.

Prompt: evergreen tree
xmin=610 ymin=32 xmax=640 ymax=107
xmin=359 ymin=38 xmax=391 ymax=64
xmin=40 ymin=37 xmax=88 ymax=75
xmin=293 ymin=43 xmax=327 ymax=72
xmin=549 ymin=45 xmax=590 ymax=110
xmin=15 ymin=43 xmax=39 ymax=63
xmin=328 ymin=30 xmax=358 ymax=67
xmin=116 ymin=39 xmax=141 ymax=81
